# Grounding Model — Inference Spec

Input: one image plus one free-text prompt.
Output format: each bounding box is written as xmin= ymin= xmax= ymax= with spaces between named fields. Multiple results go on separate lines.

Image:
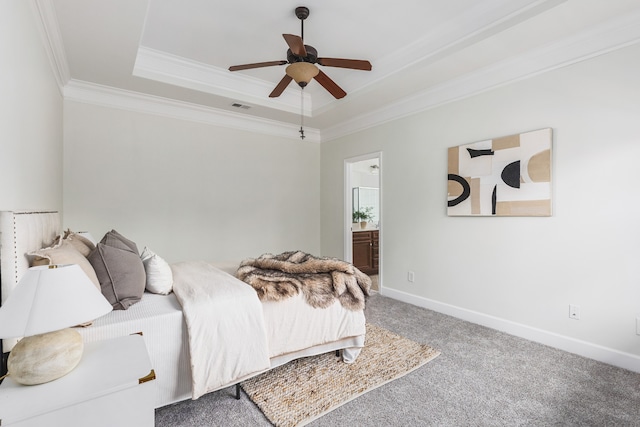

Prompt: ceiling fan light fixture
xmin=286 ymin=62 xmax=319 ymax=87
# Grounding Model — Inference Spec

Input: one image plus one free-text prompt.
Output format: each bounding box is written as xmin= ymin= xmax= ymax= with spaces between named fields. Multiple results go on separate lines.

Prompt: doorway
xmin=344 ymin=152 xmax=382 ymax=291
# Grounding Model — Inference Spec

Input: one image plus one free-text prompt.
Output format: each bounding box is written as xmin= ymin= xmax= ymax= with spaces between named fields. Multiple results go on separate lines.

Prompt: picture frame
xmin=447 ymin=128 xmax=552 ymax=216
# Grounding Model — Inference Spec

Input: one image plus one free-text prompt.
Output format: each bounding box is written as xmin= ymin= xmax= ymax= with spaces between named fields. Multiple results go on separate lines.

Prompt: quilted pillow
xmin=30 ymin=236 xmax=101 ymax=289
xmin=140 ymin=247 xmax=173 ymax=295
xmin=88 ymin=230 xmax=146 ymax=310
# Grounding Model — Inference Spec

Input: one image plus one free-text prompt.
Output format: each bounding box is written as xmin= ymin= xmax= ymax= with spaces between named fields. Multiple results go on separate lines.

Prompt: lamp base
xmin=7 ymin=328 xmax=83 ymax=385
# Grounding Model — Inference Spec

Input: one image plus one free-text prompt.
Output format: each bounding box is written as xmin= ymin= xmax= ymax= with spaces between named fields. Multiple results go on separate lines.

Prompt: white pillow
xmin=140 ymin=247 xmax=173 ymax=295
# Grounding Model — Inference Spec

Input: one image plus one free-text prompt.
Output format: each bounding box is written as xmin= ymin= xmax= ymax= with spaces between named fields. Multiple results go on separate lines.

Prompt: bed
xmin=0 ymin=211 xmax=368 ymax=408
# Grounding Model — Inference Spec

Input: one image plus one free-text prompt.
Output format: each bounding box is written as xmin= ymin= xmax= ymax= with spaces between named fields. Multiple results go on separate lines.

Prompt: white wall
xmin=63 ymin=101 xmax=321 ymax=263
xmin=0 ymin=1 xmax=63 ymax=211
xmin=321 ymin=44 xmax=640 ymax=370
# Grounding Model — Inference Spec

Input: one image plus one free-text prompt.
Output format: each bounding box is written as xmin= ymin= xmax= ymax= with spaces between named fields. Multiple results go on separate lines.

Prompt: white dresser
xmin=0 ymin=334 xmax=156 ymax=427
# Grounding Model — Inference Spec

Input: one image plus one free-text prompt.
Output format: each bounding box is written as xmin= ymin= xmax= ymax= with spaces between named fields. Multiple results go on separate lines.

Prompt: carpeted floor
xmin=155 ymin=293 xmax=640 ymax=426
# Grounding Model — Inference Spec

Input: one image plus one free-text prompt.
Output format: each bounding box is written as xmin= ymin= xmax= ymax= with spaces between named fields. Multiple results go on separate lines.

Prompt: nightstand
xmin=0 ymin=334 xmax=156 ymax=427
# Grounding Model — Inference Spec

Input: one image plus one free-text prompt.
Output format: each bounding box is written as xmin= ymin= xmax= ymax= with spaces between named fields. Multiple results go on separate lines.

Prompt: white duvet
xmin=171 ymin=261 xmax=271 ymax=399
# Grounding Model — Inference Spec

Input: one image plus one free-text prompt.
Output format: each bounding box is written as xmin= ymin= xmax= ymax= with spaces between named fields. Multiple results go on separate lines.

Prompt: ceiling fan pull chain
xmin=299 ymin=87 xmax=305 ymax=140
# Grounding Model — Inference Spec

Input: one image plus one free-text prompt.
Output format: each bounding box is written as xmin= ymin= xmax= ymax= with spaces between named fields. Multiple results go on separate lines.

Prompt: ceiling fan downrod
xmin=295 ymin=6 xmax=309 ymax=41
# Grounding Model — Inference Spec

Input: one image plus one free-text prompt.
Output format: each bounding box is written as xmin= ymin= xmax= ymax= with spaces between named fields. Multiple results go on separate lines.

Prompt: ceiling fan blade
xmin=229 ymin=60 xmax=287 ymax=72
xmin=317 ymin=58 xmax=372 ymax=71
xmin=269 ymin=75 xmax=293 ymax=98
xmin=282 ymin=34 xmax=307 ymax=57
xmin=314 ymin=70 xmax=346 ymax=99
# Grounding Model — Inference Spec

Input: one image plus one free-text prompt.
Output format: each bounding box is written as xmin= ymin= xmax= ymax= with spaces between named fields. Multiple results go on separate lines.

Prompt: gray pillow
xmin=88 ymin=230 xmax=146 ymax=310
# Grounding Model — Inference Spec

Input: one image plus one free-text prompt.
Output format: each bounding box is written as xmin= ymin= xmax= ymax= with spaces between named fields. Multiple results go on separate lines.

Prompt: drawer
xmin=353 ymin=231 xmax=372 ymax=242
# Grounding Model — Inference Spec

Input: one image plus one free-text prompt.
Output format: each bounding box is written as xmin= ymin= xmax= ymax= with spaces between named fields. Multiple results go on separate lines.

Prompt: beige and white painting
xmin=447 ymin=128 xmax=552 ymax=216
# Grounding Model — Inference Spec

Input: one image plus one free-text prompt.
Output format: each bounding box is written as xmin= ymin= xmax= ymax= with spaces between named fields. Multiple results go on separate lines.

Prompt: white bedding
xmin=171 ymin=261 xmax=271 ymax=399
xmin=78 ymin=264 xmax=366 ymax=407
xmin=207 ymin=261 xmax=366 ymax=361
xmin=262 ymin=293 xmax=366 ymax=358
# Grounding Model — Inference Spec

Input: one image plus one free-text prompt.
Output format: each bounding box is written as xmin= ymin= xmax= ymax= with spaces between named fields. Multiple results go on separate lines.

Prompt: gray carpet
xmin=155 ymin=294 xmax=640 ymax=426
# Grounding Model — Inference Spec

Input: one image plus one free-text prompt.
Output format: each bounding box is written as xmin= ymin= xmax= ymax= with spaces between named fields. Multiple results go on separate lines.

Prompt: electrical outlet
xmin=407 ymin=271 xmax=415 ymax=282
xmin=569 ymin=304 xmax=580 ymax=320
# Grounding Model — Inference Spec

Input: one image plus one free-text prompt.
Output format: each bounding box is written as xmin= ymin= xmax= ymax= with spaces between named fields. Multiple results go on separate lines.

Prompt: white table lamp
xmin=0 ymin=264 xmax=113 ymax=385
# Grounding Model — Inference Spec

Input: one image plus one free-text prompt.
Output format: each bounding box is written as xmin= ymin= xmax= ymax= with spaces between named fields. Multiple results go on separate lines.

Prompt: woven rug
xmin=241 ymin=323 xmax=440 ymax=427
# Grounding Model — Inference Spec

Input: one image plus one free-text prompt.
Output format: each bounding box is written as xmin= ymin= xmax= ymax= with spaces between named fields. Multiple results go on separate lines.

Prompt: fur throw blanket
xmin=236 ymin=251 xmax=371 ymax=311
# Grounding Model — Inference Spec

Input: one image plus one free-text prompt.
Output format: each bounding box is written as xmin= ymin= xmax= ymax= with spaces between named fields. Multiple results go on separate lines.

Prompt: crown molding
xmin=30 ymin=0 xmax=70 ymax=94
xmin=132 ymin=0 xmax=566 ymax=118
xmin=63 ymin=79 xmax=320 ymax=143
xmin=61 ymin=1 xmax=639 ymax=147
xmin=321 ymin=9 xmax=640 ymax=142
xmin=133 ymin=47 xmax=313 ymax=116
xmin=33 ymin=0 xmax=639 ymax=144
xmin=311 ymin=0 xmax=567 ymax=116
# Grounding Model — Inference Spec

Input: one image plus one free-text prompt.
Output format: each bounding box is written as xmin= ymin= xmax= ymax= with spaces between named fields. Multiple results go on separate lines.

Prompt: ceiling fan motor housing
xmin=287 ymin=45 xmax=318 ymax=64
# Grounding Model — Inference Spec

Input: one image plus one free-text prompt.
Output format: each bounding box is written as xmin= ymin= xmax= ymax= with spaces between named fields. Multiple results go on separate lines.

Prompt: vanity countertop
xmin=352 ymin=227 xmax=378 ymax=232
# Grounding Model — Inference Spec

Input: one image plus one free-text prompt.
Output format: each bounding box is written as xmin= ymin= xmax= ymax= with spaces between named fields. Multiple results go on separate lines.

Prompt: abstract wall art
xmin=447 ymin=128 xmax=552 ymax=216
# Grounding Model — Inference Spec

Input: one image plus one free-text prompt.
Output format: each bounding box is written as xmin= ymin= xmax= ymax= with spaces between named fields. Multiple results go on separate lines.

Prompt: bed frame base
xmin=231 ymin=349 xmax=343 ymax=401
xmin=1 ymin=351 xmax=7 ymax=380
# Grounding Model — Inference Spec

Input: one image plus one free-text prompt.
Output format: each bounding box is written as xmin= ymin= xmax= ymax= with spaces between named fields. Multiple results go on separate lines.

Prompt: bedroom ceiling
xmin=41 ymin=0 xmax=640 ymax=141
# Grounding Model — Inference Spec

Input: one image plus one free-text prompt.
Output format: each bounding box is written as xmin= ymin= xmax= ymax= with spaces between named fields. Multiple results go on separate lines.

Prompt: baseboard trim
xmin=380 ymin=287 xmax=640 ymax=373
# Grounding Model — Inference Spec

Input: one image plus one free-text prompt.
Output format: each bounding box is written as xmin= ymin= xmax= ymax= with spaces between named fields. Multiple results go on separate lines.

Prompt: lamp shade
xmin=0 ymin=264 xmax=113 ymax=338
xmin=285 ymin=62 xmax=319 ymax=86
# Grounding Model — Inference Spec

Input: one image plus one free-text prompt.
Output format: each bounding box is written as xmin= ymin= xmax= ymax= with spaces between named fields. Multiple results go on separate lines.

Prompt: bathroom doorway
xmin=344 ymin=152 xmax=381 ymax=291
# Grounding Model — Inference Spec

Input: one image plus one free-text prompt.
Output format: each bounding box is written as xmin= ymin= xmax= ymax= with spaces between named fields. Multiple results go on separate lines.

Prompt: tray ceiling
xmin=37 ymin=0 xmax=640 ymax=141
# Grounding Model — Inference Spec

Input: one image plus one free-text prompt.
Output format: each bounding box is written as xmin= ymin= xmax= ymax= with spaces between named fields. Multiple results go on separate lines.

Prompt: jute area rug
xmin=241 ymin=323 xmax=440 ymax=427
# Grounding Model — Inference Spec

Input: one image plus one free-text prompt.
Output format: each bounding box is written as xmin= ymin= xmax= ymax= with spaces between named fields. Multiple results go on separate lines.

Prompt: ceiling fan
xmin=228 ymin=6 xmax=372 ymax=99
